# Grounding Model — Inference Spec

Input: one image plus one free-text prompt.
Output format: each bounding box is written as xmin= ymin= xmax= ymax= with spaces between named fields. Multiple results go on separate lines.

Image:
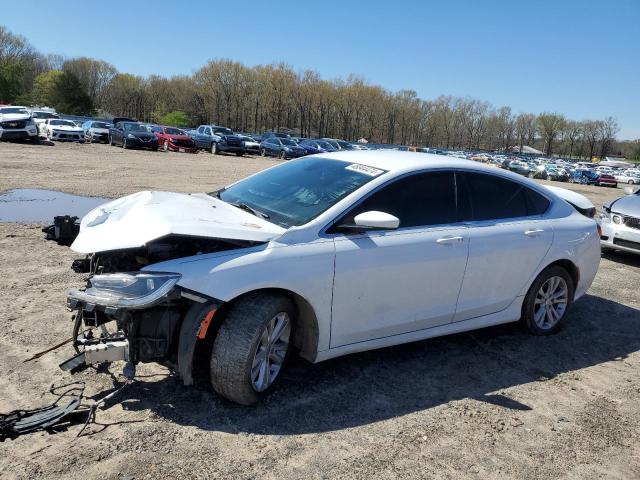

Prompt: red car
xmin=596 ymin=173 xmax=618 ymax=188
xmin=151 ymin=126 xmax=197 ymax=153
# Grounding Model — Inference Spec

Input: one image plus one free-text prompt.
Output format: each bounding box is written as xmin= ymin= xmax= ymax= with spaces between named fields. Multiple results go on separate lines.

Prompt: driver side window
xmin=334 ymin=171 xmax=457 ymax=230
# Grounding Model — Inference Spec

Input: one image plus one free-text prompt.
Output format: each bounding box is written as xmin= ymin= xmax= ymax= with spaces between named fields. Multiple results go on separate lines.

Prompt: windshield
xmin=317 ymin=141 xmax=334 ymax=149
xmin=123 ymin=123 xmax=147 ymax=132
xmin=50 ymin=120 xmax=76 ymax=127
xmin=33 ymin=112 xmax=58 ymax=119
xmin=92 ymin=122 xmax=109 ymax=129
xmin=214 ymin=128 xmax=233 ymax=135
xmin=217 ymin=157 xmax=385 ymax=228
xmin=165 ymin=127 xmax=185 ymax=135
xmin=281 ymin=139 xmax=297 ymax=146
xmin=0 ymin=107 xmax=28 ymax=115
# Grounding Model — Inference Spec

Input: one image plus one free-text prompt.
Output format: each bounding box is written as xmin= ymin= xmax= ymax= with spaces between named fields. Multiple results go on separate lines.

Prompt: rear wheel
xmin=109 ymin=135 xmax=114 ymax=146
xmin=209 ymin=293 xmax=294 ymax=405
xmin=522 ymin=266 xmax=574 ymax=335
xmin=279 ymin=150 xmax=286 ymax=159
xmin=260 ymin=148 xmax=266 ymax=157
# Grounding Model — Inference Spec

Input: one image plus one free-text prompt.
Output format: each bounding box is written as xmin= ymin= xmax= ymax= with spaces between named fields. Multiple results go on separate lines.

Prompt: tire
xmin=109 ymin=135 xmax=114 ymax=146
xmin=122 ymin=138 xmax=128 ymax=149
xmin=236 ymin=151 xmax=244 ymax=157
xmin=260 ymin=148 xmax=266 ymax=157
xmin=279 ymin=150 xmax=286 ymax=160
xmin=211 ymin=142 xmax=218 ymax=154
xmin=210 ymin=293 xmax=295 ymax=405
xmin=522 ymin=265 xmax=574 ymax=336
xmin=163 ymin=140 xmax=169 ymax=152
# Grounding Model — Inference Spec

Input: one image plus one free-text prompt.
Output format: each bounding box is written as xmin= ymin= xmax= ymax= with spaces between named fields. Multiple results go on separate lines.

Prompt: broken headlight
xmin=67 ymin=272 xmax=181 ymax=309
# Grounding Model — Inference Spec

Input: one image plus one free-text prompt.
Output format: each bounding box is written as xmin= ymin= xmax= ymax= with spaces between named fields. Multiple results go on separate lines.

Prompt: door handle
xmin=524 ymin=229 xmax=545 ymax=237
xmin=436 ymin=235 xmax=464 ymax=244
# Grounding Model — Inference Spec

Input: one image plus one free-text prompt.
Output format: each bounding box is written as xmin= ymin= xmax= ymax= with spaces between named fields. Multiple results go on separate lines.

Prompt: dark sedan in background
xmin=109 ymin=121 xmax=159 ymax=150
xmin=259 ymin=137 xmax=306 ymax=159
xmin=298 ymin=139 xmax=337 ymax=155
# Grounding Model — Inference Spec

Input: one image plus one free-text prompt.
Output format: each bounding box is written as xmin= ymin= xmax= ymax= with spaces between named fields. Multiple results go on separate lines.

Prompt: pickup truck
xmin=191 ymin=125 xmax=247 ymax=156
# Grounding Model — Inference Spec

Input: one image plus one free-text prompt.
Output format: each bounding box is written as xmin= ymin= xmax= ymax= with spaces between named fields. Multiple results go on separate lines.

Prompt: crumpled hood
xmin=51 ymin=125 xmax=82 ymax=132
xmin=71 ymin=191 xmax=286 ymax=254
xmin=89 ymin=127 xmax=109 ymax=134
xmin=609 ymin=193 xmax=640 ymax=217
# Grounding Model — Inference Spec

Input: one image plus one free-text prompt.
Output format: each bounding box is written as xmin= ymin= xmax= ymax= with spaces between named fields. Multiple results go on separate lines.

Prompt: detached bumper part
xmin=59 ymin=339 xmax=129 ymax=372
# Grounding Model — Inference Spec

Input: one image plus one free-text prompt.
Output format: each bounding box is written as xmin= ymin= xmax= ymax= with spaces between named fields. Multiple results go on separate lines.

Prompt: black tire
xmin=236 ymin=151 xmax=244 ymax=157
xmin=163 ymin=140 xmax=169 ymax=152
xmin=522 ymin=265 xmax=574 ymax=336
xmin=122 ymin=138 xmax=128 ymax=149
xmin=210 ymin=293 xmax=295 ymax=405
xmin=211 ymin=142 xmax=218 ymax=154
xmin=279 ymin=150 xmax=286 ymax=159
xmin=109 ymin=135 xmax=114 ymax=146
xmin=260 ymin=148 xmax=266 ymax=157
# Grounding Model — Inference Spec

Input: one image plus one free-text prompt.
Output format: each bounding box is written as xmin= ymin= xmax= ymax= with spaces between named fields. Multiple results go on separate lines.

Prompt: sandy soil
xmin=0 ymin=141 xmax=639 ymax=480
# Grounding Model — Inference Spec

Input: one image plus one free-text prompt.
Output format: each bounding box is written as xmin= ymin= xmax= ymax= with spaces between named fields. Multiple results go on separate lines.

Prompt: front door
xmin=329 ymin=171 xmax=469 ymax=347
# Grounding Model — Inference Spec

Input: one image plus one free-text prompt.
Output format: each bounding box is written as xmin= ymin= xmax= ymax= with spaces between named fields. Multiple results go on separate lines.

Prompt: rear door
xmin=330 ymin=171 xmax=470 ymax=347
xmin=453 ymin=171 xmax=553 ymax=321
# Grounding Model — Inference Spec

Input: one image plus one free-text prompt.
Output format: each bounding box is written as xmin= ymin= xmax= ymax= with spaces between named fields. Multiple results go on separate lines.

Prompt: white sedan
xmin=615 ymin=172 xmax=640 ymax=185
xmin=65 ymin=151 xmax=600 ymax=405
xmin=43 ymin=119 xmax=85 ymax=142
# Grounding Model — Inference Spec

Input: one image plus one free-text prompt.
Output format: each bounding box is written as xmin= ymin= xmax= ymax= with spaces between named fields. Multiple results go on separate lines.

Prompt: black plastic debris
xmin=42 ymin=215 xmax=80 ymax=246
xmin=0 ymin=382 xmax=87 ymax=441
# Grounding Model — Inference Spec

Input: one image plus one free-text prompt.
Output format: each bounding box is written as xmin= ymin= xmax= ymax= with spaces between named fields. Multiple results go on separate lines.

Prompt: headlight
xmin=612 ymin=214 xmax=622 ymax=224
xmin=67 ymin=272 xmax=181 ymax=309
xmin=127 ymin=133 xmax=137 ymax=139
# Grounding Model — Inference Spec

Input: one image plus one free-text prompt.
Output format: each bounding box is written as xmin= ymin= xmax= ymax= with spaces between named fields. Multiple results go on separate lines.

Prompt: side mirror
xmin=337 ymin=211 xmax=400 ymax=232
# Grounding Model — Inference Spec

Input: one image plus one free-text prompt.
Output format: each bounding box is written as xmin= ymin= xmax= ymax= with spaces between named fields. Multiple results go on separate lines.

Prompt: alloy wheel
xmin=250 ymin=312 xmax=291 ymax=392
xmin=533 ymin=276 xmax=568 ymax=330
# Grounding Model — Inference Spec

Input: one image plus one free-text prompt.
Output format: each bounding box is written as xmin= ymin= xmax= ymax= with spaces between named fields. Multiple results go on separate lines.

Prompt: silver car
xmin=600 ymin=187 xmax=640 ymax=254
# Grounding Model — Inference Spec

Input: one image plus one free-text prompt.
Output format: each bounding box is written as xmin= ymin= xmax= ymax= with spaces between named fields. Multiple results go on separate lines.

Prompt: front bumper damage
xmin=61 ymin=276 xmax=221 ymax=384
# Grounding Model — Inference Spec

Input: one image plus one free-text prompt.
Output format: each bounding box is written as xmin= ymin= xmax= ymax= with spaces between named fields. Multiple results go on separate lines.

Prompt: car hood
xmin=168 ymin=135 xmax=193 ymax=142
xmin=0 ymin=113 xmax=30 ymax=122
xmin=126 ymin=132 xmax=156 ymax=138
xmin=609 ymin=194 xmax=640 ymax=217
xmin=71 ymin=191 xmax=286 ymax=254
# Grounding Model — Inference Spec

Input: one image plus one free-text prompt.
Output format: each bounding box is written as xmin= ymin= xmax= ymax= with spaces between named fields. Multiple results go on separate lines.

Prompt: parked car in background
xmin=614 ymin=171 xmax=640 ymax=185
xmin=63 ymin=151 xmax=600 ymax=405
xmin=260 ymin=137 xmax=307 ymax=159
xmin=546 ymin=166 xmax=570 ymax=182
xmin=191 ymin=125 xmax=246 ymax=155
xmin=82 ymin=120 xmax=111 ymax=143
xmin=571 ymin=169 xmax=599 ymax=185
xmin=0 ymin=105 xmax=39 ymax=141
xmin=507 ymin=160 xmax=531 ymax=177
xmin=321 ymin=138 xmax=355 ymax=150
xmin=600 ymin=187 xmax=640 ymax=255
xmin=110 ymin=121 xmax=159 ymax=150
xmin=595 ymin=173 xmax=617 ymax=188
xmin=43 ymin=119 xmax=85 ymax=142
xmin=31 ymin=110 xmax=60 ymax=136
xmin=150 ymin=125 xmax=197 ymax=153
xmin=298 ymin=139 xmax=337 ymax=155
xmin=238 ymin=134 xmax=261 ymax=155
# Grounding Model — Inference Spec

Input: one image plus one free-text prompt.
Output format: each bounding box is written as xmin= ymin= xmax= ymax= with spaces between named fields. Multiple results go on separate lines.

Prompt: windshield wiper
xmin=228 ymin=202 xmax=270 ymax=219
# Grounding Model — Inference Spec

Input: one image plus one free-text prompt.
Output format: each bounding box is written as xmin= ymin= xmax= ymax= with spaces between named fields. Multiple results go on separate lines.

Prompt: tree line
xmin=1 ymin=25 xmax=637 ymax=160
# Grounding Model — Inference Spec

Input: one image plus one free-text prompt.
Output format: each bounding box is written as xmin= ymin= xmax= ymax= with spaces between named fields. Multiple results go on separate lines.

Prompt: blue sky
xmin=4 ymin=0 xmax=639 ymax=138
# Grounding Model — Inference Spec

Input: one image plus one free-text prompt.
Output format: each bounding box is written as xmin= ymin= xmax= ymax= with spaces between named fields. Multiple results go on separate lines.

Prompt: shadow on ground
xmin=115 ymin=294 xmax=639 ymax=435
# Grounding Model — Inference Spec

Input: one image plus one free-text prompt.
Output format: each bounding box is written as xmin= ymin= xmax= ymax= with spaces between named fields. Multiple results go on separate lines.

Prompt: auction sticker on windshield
xmin=345 ymin=164 xmax=385 ymax=177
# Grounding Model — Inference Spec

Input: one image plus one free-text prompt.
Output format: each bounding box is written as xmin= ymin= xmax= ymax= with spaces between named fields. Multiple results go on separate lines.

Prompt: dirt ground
xmin=0 ymin=141 xmax=639 ymax=480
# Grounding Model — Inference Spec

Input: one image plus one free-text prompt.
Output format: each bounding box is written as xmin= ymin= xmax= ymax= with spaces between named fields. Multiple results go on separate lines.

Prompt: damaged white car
xmin=63 ymin=151 xmax=600 ymax=405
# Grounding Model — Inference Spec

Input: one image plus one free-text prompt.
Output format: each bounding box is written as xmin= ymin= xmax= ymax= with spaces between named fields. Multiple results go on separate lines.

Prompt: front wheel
xmin=210 ymin=293 xmax=294 ymax=405
xmin=522 ymin=266 xmax=574 ymax=336
xmin=279 ymin=150 xmax=286 ymax=159
xmin=163 ymin=140 xmax=169 ymax=152
xmin=211 ymin=142 xmax=218 ymax=154
xmin=122 ymin=138 xmax=128 ymax=149
xmin=260 ymin=148 xmax=266 ymax=157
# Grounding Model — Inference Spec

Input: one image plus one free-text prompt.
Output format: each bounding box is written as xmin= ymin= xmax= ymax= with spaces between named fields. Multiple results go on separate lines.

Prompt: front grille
xmin=1 ymin=120 xmax=27 ymax=129
xmin=172 ymin=139 xmax=194 ymax=148
xmin=623 ymin=216 xmax=640 ymax=230
xmin=613 ymin=238 xmax=640 ymax=250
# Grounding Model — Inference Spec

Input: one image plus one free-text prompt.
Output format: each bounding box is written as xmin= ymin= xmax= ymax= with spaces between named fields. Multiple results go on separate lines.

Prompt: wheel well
xmin=544 ymin=259 xmax=579 ymax=289
xmin=219 ymin=288 xmax=320 ymax=362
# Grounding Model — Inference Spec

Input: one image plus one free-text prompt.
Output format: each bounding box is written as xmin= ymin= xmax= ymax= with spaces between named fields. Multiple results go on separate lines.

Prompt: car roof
xmin=317 ymin=150 xmax=495 ymax=174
